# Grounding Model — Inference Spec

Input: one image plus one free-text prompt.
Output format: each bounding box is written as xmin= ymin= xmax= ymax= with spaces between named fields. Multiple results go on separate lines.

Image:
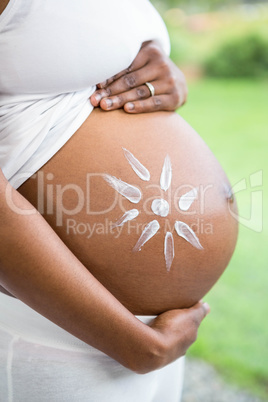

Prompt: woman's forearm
xmin=0 ymin=170 xmax=160 ymax=372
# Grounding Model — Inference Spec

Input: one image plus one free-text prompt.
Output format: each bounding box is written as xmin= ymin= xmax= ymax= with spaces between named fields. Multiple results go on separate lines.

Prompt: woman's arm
xmin=0 ymin=168 xmax=209 ymax=374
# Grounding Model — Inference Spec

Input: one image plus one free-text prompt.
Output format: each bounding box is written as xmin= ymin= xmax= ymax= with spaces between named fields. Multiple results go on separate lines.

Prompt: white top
xmin=0 ymin=0 xmax=170 ymax=188
xmin=0 ymin=292 xmax=185 ymax=402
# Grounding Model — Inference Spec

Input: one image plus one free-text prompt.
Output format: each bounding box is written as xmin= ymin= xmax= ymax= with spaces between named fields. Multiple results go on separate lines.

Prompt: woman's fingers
xmin=91 ymin=67 xmax=158 ymax=107
xmin=97 ymin=41 xmax=152 ymax=89
xmin=97 ymin=67 xmax=132 ymax=90
xmin=191 ymin=301 xmax=211 ymax=321
xmin=98 ymin=85 xmax=150 ymax=110
xmin=150 ymin=301 xmax=210 ymax=365
xmin=124 ymin=94 xmax=180 ymax=114
xmin=177 ymin=301 xmax=210 ymax=354
xmin=91 ymin=66 xmax=186 ymax=112
xmin=98 ymin=79 xmax=177 ymax=111
xmin=183 ymin=301 xmax=210 ymax=346
xmin=91 ymin=41 xmax=163 ymax=106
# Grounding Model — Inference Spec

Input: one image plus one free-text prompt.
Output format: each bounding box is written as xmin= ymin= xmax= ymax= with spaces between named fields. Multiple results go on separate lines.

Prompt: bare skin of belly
xmin=13 ymin=109 xmax=238 ymax=315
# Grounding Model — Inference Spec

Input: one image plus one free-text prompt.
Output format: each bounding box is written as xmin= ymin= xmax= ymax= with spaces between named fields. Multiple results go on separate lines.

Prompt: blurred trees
xmin=162 ymin=0 xmax=238 ymax=7
xmin=151 ymin=0 xmax=253 ymax=12
xmin=204 ymin=34 xmax=268 ymax=78
xmin=151 ymin=0 xmax=268 ymax=78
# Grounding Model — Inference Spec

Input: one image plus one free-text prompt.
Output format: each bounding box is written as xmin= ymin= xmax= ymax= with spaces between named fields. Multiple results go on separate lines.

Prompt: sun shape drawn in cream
xmin=104 ymin=148 xmax=203 ymax=272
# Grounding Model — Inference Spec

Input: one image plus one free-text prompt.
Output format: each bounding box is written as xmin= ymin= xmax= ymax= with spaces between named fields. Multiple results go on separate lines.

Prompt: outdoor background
xmin=151 ymin=0 xmax=268 ymax=400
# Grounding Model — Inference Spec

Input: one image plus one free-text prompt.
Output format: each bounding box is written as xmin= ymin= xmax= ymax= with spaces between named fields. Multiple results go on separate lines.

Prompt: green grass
xmin=178 ymin=79 xmax=268 ymax=399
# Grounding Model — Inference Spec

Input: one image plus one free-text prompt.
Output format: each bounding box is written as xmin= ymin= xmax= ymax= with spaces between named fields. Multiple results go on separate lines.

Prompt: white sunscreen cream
xmin=104 ymin=174 xmax=141 ymax=204
xmin=175 ymin=221 xmax=203 ymax=250
xmin=179 ymin=187 xmax=198 ymax=211
xmin=112 ymin=209 xmax=139 ymax=228
xmin=123 ymin=148 xmax=150 ymax=181
xmin=164 ymin=231 xmax=175 ymax=272
xmin=151 ymin=199 xmax=169 ymax=217
xmin=133 ymin=220 xmax=160 ymax=252
xmin=160 ymin=155 xmax=172 ymax=191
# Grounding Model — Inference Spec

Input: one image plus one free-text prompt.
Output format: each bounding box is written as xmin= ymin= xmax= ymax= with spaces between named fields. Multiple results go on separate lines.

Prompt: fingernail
xmin=203 ymin=302 xmax=211 ymax=315
xmin=126 ymin=102 xmax=134 ymax=111
xmin=104 ymin=99 xmax=113 ymax=108
xmin=94 ymin=93 xmax=102 ymax=103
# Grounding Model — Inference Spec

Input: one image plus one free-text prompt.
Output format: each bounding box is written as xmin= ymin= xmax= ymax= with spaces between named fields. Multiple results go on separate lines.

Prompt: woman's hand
xmin=90 ymin=41 xmax=188 ymax=114
xmin=144 ymin=301 xmax=210 ymax=373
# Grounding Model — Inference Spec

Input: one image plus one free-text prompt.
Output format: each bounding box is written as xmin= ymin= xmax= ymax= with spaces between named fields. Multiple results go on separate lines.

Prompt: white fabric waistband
xmin=0 ymin=292 xmax=156 ymax=353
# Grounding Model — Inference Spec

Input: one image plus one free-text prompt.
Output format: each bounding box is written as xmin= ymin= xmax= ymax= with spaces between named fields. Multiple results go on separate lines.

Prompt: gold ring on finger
xmin=145 ymin=82 xmax=155 ymax=97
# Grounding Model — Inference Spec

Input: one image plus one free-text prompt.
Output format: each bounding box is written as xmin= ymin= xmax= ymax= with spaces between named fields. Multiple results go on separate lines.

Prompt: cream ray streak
xmin=164 ymin=232 xmax=175 ymax=272
xmin=104 ymin=174 xmax=141 ymax=204
xmin=112 ymin=209 xmax=139 ymax=228
xmin=151 ymin=199 xmax=169 ymax=217
xmin=175 ymin=221 xmax=203 ymax=250
xmin=160 ymin=155 xmax=172 ymax=191
xmin=179 ymin=187 xmax=198 ymax=211
xmin=123 ymin=148 xmax=150 ymax=181
xmin=133 ymin=220 xmax=160 ymax=252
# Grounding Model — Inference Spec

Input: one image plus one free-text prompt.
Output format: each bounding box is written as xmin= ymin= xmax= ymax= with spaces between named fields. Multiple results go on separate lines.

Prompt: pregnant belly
xmin=17 ymin=109 xmax=238 ymax=315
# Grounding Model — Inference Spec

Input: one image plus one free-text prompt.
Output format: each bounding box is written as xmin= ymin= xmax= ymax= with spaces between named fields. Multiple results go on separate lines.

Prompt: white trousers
xmin=0 ymin=292 xmax=184 ymax=402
